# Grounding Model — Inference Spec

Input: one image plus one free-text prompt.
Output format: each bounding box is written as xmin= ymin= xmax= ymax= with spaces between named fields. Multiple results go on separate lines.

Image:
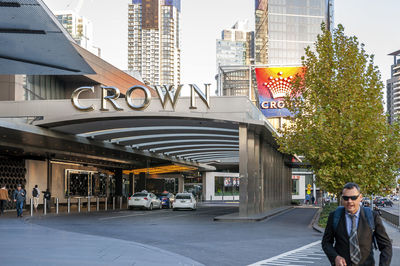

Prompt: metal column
xmin=239 ymin=124 xmax=249 ymax=216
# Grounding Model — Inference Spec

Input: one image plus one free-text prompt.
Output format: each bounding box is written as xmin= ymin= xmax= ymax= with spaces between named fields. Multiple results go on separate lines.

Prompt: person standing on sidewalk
xmin=43 ymin=188 xmax=51 ymax=213
xmin=32 ymin=185 xmax=40 ymax=212
xmin=0 ymin=184 xmax=11 ymax=215
xmin=13 ymin=184 xmax=26 ymax=217
xmin=322 ymin=182 xmax=392 ymax=266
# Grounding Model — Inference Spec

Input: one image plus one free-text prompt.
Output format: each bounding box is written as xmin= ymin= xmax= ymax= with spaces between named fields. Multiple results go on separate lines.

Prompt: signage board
xmin=255 ymin=67 xmax=305 ymax=118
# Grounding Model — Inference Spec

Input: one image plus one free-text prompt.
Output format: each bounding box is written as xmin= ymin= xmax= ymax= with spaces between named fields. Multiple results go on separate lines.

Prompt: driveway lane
xmin=28 ymin=206 xmax=322 ymax=266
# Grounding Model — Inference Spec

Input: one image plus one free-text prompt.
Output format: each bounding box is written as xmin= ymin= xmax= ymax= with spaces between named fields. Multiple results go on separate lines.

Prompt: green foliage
xmin=277 ymin=24 xmax=400 ymax=196
xmin=318 ymin=202 xmax=339 ymax=228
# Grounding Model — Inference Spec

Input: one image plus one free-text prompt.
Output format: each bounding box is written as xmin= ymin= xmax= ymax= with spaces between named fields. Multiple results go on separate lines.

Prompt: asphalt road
xmin=27 ymin=206 xmax=322 ymax=265
xmin=21 ymin=206 xmax=400 ymax=265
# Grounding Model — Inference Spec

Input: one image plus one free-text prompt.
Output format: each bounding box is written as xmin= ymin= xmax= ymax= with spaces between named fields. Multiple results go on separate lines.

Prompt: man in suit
xmin=322 ymin=182 xmax=392 ymax=266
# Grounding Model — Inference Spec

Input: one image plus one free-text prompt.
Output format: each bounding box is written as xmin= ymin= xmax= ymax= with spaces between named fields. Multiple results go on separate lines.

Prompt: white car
xmin=128 ymin=192 xmax=162 ymax=210
xmin=173 ymin=193 xmax=197 ymax=211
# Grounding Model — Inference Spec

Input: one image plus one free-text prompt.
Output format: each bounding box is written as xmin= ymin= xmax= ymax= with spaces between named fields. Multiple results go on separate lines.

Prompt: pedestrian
xmin=305 ymin=194 xmax=310 ymax=205
xmin=32 ymin=185 xmax=40 ymax=212
xmin=0 ymin=184 xmax=11 ymax=215
xmin=43 ymin=188 xmax=51 ymax=213
xmin=13 ymin=184 xmax=26 ymax=217
xmin=311 ymin=195 xmax=315 ymax=205
xmin=322 ymin=182 xmax=392 ymax=266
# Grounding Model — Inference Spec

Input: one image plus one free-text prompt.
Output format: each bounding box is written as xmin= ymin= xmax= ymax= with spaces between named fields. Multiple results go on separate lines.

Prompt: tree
xmin=276 ymin=24 xmax=400 ymax=196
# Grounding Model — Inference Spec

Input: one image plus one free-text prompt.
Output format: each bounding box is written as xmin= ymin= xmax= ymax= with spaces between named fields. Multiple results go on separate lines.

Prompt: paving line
xmin=98 ymin=212 xmax=151 ymax=221
xmin=247 ymin=240 xmax=322 ymax=266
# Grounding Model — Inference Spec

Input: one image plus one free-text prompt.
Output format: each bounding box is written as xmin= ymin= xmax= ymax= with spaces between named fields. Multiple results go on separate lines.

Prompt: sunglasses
xmin=342 ymin=194 xmax=360 ymax=201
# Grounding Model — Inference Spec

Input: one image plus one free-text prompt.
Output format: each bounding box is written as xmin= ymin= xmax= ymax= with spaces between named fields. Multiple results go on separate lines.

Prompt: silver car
xmin=128 ymin=192 xmax=162 ymax=210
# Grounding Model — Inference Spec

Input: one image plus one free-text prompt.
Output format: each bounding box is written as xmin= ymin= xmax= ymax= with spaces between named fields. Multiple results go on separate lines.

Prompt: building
xmin=0 ymin=0 xmax=294 ymax=217
xmin=255 ymin=0 xmax=334 ymax=65
xmin=216 ymin=20 xmax=254 ymax=67
xmin=387 ymin=50 xmax=400 ymax=124
xmin=128 ymin=0 xmax=181 ymax=86
xmin=55 ymin=11 xmax=101 ymax=57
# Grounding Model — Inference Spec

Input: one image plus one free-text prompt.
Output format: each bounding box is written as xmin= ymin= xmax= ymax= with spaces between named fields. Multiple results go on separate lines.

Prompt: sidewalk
xmin=0 ymin=215 xmax=203 ymax=266
xmin=381 ymin=219 xmax=400 ymax=248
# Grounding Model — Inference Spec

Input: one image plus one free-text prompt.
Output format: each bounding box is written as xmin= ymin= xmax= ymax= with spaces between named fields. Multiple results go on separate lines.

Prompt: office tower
xmin=55 ymin=11 xmax=101 ymax=57
xmin=255 ymin=0 xmax=334 ymax=65
xmin=387 ymin=50 xmax=400 ymax=124
xmin=216 ymin=20 xmax=254 ymax=67
xmin=128 ymin=0 xmax=181 ymax=86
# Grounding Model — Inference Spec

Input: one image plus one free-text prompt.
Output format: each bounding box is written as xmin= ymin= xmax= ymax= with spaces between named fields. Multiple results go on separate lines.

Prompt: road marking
xmin=98 ymin=211 xmax=157 ymax=221
xmin=247 ymin=240 xmax=328 ymax=266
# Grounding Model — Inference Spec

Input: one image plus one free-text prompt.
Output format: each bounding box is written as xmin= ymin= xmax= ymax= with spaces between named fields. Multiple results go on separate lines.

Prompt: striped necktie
xmin=349 ymin=214 xmax=361 ymax=264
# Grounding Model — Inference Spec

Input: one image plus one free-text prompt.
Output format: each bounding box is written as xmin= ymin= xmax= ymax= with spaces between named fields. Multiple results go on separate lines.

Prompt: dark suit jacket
xmin=322 ymin=207 xmax=392 ymax=266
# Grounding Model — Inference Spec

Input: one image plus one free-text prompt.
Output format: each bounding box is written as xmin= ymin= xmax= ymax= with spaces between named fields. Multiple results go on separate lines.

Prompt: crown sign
xmin=263 ymin=71 xmax=293 ymax=99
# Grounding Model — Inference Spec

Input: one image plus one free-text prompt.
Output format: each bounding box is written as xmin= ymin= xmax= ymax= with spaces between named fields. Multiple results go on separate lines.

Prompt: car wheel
xmin=159 ymin=203 xmax=162 ymax=209
xmin=148 ymin=203 xmax=153 ymax=211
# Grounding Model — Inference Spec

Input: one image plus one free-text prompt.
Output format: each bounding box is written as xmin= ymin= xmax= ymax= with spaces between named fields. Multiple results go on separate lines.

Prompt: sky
xmin=42 ymin=0 xmax=400 ymax=96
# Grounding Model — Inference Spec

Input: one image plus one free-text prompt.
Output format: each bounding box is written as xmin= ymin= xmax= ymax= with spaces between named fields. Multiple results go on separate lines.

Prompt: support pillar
xmin=178 ymin=176 xmax=184 ymax=193
xmin=115 ymin=169 xmax=122 ymax=196
xmin=239 ymin=124 xmax=249 ymax=216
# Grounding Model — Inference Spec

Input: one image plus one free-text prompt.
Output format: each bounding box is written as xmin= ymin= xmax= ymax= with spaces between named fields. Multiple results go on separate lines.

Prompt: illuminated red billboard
xmin=255 ymin=67 xmax=304 ymax=117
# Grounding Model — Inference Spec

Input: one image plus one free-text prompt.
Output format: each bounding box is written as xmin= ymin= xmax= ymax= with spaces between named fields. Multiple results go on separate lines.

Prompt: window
xmin=215 ymin=176 xmax=239 ymax=196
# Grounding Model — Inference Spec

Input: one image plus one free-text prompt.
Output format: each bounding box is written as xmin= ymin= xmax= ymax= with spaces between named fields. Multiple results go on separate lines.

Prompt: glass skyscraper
xmin=255 ymin=0 xmax=334 ymax=65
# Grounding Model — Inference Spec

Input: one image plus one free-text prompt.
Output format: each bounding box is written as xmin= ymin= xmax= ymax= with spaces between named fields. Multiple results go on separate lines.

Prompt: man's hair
xmin=35 ymin=185 xmax=38 ymax=188
xmin=343 ymin=182 xmax=360 ymax=193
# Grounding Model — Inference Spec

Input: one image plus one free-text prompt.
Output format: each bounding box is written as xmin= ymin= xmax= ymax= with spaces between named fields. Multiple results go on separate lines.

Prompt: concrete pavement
xmin=0 ymin=216 xmax=203 ymax=266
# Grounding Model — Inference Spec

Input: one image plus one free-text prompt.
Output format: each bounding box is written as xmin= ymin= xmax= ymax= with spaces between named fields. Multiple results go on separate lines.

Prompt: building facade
xmin=387 ymin=50 xmax=400 ymax=124
xmin=255 ymin=0 xmax=334 ymax=66
xmin=216 ymin=20 xmax=254 ymax=67
xmin=55 ymin=11 xmax=101 ymax=57
xmin=128 ymin=0 xmax=181 ymax=86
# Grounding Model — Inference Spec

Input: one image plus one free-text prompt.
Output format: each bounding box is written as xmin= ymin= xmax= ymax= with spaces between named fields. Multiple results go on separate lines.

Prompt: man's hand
xmin=13 ymin=199 xmax=16 ymax=202
xmin=335 ymin=256 xmax=347 ymax=266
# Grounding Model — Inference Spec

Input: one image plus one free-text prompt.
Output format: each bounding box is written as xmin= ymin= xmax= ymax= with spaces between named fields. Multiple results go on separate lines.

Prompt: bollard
xmin=126 ymin=197 xmax=129 ymax=209
xmin=78 ymin=198 xmax=81 ymax=213
xmin=44 ymin=198 xmax=47 ymax=215
xmin=67 ymin=197 xmax=71 ymax=213
xmin=88 ymin=197 xmax=91 ymax=212
xmin=119 ymin=197 xmax=122 ymax=209
xmin=56 ymin=198 xmax=59 ymax=214
xmin=105 ymin=197 xmax=108 ymax=211
xmin=210 ymin=195 xmax=212 ymax=201
xmin=30 ymin=198 xmax=33 ymax=216
xmin=96 ymin=197 xmax=99 ymax=211
xmin=113 ymin=197 xmax=115 ymax=210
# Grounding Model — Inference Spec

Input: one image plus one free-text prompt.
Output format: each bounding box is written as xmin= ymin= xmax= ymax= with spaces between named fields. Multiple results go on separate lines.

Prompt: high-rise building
xmin=128 ymin=0 xmax=181 ymax=86
xmin=255 ymin=0 xmax=334 ymax=65
xmin=55 ymin=11 xmax=101 ymax=57
xmin=216 ymin=20 xmax=254 ymax=67
xmin=387 ymin=50 xmax=400 ymax=124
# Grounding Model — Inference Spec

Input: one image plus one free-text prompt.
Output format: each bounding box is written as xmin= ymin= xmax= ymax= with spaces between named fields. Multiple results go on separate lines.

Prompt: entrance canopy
xmin=0 ymin=96 xmax=277 ymax=168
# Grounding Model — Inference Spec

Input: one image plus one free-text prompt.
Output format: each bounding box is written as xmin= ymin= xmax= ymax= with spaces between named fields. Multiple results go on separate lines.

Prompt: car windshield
xmin=176 ymin=194 xmax=191 ymax=199
xmin=133 ymin=193 xmax=147 ymax=197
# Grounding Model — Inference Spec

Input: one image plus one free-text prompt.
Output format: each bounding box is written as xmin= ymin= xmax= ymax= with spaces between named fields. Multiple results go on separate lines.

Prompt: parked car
xmin=362 ymin=197 xmax=371 ymax=207
xmin=158 ymin=192 xmax=175 ymax=209
xmin=173 ymin=193 xmax=197 ymax=211
xmin=381 ymin=198 xmax=393 ymax=207
xmin=374 ymin=197 xmax=393 ymax=207
xmin=128 ymin=191 xmax=162 ymax=210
